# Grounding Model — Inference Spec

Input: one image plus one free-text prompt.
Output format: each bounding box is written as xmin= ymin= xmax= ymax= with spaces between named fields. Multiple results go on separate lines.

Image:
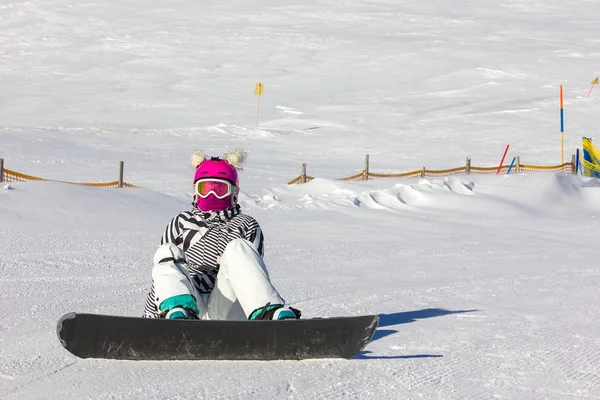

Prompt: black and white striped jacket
xmin=143 ymin=205 xmax=264 ymax=318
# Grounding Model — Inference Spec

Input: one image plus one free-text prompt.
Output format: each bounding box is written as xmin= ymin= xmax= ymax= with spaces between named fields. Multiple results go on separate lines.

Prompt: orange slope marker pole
xmin=560 ymin=85 xmax=564 ymax=165
xmin=588 ymin=76 xmax=599 ymax=97
xmin=496 ymin=144 xmax=510 ymax=175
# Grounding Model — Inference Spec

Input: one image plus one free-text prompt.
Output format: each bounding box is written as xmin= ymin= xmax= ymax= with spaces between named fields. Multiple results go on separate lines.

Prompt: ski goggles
xmin=194 ymin=178 xmax=235 ymax=199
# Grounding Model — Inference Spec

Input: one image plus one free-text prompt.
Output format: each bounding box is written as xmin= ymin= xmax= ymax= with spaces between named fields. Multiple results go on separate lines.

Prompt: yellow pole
xmin=254 ymin=83 xmax=264 ymax=129
xmin=255 ymin=96 xmax=260 ymax=129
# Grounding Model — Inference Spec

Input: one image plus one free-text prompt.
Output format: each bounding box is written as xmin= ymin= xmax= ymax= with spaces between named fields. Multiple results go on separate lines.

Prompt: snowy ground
xmin=1 ymin=0 xmax=600 ymax=399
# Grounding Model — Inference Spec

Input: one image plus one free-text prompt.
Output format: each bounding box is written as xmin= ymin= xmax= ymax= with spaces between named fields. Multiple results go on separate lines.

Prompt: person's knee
xmin=153 ymin=243 xmax=185 ymax=265
xmin=224 ymin=238 xmax=253 ymax=254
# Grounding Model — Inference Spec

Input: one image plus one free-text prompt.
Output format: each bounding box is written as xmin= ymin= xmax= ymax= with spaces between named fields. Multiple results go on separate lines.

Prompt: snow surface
xmin=1 ymin=0 xmax=600 ymax=399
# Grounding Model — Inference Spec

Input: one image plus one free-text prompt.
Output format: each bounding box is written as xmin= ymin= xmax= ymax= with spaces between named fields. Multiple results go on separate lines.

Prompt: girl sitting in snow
xmin=143 ymin=150 xmax=300 ymax=321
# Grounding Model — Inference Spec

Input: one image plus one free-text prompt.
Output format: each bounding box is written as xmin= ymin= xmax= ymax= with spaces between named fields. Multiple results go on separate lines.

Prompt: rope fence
xmin=287 ymin=154 xmax=577 ymax=185
xmin=0 ymin=159 xmax=138 ymax=188
xmin=0 ymin=155 xmax=578 ymax=189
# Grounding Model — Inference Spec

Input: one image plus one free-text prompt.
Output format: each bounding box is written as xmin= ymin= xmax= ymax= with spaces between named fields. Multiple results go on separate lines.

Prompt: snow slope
xmin=1 ymin=0 xmax=600 ymax=399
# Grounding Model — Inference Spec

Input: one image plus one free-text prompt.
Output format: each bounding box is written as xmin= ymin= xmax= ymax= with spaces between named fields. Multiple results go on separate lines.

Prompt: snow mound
xmin=243 ymin=174 xmax=600 ymax=217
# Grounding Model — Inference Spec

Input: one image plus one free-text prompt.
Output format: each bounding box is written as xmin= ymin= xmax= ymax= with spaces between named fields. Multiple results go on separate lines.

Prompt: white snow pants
xmin=151 ymin=239 xmax=285 ymax=320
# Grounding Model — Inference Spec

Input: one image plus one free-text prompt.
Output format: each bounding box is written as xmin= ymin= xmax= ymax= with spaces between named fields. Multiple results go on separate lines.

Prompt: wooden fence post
xmin=421 ymin=167 xmax=426 ymax=178
xmin=118 ymin=161 xmax=124 ymax=188
xmin=516 ymin=156 xmax=521 ymax=174
xmin=466 ymin=157 xmax=471 ymax=174
xmin=0 ymin=158 xmax=4 ymax=183
xmin=301 ymin=163 xmax=307 ymax=184
xmin=364 ymin=154 xmax=369 ymax=181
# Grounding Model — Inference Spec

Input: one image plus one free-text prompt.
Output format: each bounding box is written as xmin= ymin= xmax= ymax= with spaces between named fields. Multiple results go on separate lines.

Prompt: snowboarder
xmin=143 ymin=150 xmax=300 ymax=321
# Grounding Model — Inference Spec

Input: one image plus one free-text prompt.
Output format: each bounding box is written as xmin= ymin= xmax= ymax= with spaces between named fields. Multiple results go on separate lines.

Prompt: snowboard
xmin=56 ymin=312 xmax=379 ymax=361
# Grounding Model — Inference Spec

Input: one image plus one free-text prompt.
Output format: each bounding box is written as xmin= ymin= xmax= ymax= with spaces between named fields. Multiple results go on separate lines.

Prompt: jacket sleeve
xmin=160 ymin=214 xmax=184 ymax=245
xmin=245 ymin=218 xmax=264 ymax=257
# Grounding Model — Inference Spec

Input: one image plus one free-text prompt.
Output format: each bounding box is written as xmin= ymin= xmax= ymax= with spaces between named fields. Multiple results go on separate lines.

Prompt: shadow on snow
xmin=354 ymin=307 xmax=479 ymax=360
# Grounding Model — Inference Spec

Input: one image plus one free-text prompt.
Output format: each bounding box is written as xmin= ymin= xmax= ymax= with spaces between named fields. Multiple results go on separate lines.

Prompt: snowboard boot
xmin=165 ymin=307 xmax=198 ymax=320
xmin=159 ymin=294 xmax=200 ymax=320
xmin=249 ymin=303 xmax=301 ymax=320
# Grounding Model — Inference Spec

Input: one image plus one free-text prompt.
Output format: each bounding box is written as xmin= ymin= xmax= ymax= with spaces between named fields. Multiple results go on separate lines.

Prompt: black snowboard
xmin=56 ymin=312 xmax=379 ymax=361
